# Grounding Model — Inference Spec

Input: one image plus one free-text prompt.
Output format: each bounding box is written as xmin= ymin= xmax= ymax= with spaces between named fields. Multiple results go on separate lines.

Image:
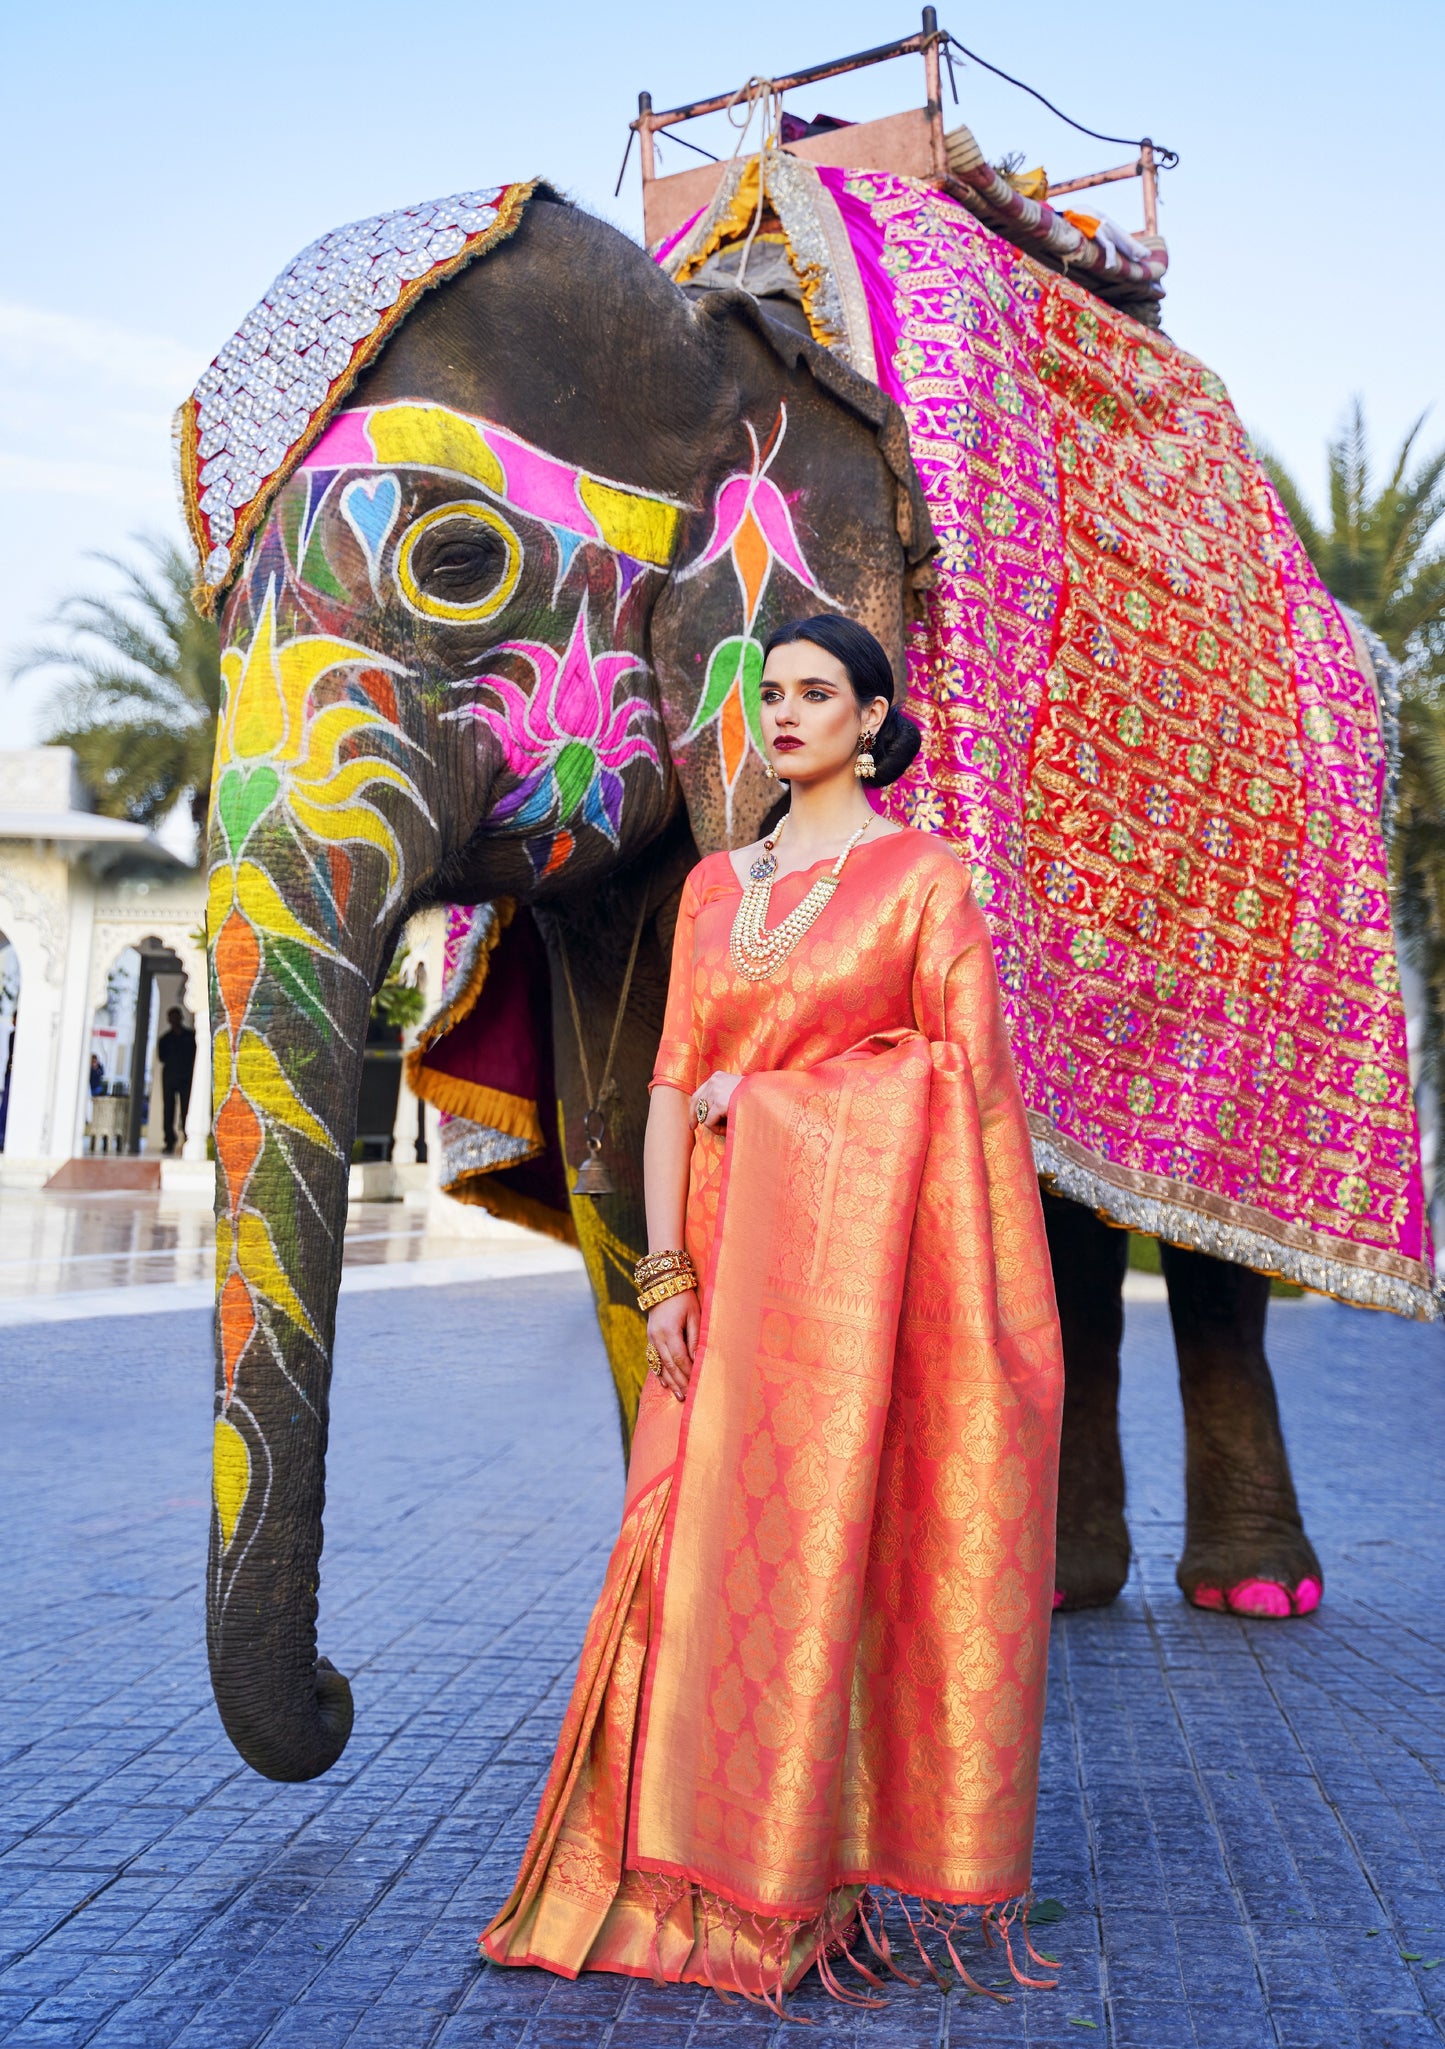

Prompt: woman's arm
xmin=643 ymin=1084 xmax=698 ymax=1401
xmin=645 ymin=1083 xmax=693 ymax=1253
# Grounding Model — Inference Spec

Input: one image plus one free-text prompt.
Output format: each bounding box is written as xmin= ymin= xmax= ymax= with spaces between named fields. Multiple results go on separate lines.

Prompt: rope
xmin=942 ymin=34 xmax=1179 ymax=169
xmin=721 ymin=77 xmax=785 ymax=291
xmin=556 ymin=890 xmax=649 ymax=1149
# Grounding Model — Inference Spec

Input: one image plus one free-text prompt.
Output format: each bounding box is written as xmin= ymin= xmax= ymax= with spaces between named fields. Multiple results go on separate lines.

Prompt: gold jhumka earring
xmin=854 ymin=730 xmax=878 ymax=780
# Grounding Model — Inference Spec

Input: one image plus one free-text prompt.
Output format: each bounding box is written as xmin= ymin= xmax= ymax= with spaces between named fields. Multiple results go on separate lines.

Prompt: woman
xmin=483 ymin=616 xmax=1063 ymax=2007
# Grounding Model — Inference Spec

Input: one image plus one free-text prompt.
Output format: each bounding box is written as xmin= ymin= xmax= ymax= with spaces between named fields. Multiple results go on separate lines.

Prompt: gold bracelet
xmin=638 ymin=1272 xmax=698 ymax=1314
xmin=634 ymin=1249 xmax=696 ymax=1291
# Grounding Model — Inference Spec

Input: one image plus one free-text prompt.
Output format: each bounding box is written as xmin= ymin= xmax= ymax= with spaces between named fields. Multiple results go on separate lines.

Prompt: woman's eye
xmin=395 ymin=501 xmax=522 ymax=621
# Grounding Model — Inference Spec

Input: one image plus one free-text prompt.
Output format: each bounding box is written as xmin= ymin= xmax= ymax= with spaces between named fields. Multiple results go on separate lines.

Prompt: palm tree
xmin=12 ymin=537 xmax=221 ymax=832
xmin=1261 ymin=404 xmax=1445 ymax=1102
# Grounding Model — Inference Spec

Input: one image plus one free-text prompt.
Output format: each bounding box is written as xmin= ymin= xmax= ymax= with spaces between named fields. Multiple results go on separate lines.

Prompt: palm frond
xmin=9 ymin=535 xmax=220 ymax=832
xmin=1281 ymin=407 xmax=1445 ymax=1122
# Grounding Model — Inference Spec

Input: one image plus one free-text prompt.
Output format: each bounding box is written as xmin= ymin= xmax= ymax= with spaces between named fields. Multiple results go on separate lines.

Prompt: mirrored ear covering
xmin=179 ymin=180 xmax=549 ymax=611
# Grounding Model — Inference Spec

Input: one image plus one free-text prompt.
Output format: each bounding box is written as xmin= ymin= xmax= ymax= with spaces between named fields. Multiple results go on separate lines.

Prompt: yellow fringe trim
xmin=443 ymin=1172 xmax=578 ymax=1247
xmin=186 ymin=179 xmax=539 ymax=614
xmin=672 ymin=158 xmax=839 ymax=351
xmin=407 ymin=896 xmax=546 ymax=1149
xmin=411 ymin=898 xmax=514 ymax=1058
xmin=673 ymin=160 xmax=768 ymax=285
xmin=411 ymin=1070 xmax=542 ymax=1148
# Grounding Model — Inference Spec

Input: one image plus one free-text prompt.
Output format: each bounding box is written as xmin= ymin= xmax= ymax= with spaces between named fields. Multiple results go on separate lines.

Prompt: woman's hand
xmin=648 ymin=1287 xmax=698 ymax=1403
xmin=691 ymin=1071 xmax=742 ymax=1134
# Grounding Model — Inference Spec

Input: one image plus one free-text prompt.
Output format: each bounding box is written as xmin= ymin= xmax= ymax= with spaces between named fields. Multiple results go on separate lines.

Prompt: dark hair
xmin=761 ymin=615 xmax=922 ymax=785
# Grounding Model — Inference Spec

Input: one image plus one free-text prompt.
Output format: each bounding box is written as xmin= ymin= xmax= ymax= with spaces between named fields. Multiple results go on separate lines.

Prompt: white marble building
xmin=0 ymin=747 xmax=208 ymax=1177
xmin=0 ymin=747 xmax=448 ymax=1196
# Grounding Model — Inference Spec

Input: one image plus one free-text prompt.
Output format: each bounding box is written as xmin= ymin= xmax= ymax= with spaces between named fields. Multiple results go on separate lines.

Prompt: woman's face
xmin=758 ymin=641 xmax=889 ymax=786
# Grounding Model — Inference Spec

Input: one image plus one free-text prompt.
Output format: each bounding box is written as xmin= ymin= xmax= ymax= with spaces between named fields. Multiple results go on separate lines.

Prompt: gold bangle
xmin=634 ymin=1248 xmax=695 ymax=1290
xmin=638 ymin=1272 xmax=697 ymax=1314
xmin=635 ymin=1256 xmax=696 ymax=1301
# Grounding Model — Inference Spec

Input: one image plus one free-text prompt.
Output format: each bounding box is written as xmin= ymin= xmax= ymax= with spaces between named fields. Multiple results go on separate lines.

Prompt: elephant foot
xmin=1052 ymin=1519 xmax=1131 ymax=1613
xmin=1188 ymin=1574 xmax=1322 ymax=1618
xmin=1178 ymin=1527 xmax=1323 ymax=1619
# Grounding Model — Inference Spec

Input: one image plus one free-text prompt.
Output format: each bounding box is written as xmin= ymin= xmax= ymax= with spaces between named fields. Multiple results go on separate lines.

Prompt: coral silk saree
xmin=482 ymin=832 xmax=1063 ymax=2000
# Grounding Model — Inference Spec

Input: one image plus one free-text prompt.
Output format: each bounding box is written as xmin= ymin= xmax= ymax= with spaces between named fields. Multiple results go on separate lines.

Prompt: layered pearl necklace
xmin=729 ymin=815 xmax=871 ymax=982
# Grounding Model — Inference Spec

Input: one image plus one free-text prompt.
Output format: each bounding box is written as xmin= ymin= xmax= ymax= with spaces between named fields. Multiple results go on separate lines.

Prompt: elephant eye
xmin=395 ymin=502 xmax=522 ymax=622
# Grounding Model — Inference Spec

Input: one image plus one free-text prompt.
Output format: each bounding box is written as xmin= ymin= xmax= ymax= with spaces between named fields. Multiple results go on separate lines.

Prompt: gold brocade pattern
xmin=483 ymin=832 xmax=1063 ymax=1992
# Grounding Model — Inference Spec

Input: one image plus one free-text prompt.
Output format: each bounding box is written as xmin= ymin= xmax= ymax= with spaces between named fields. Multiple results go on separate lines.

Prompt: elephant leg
xmin=1160 ymin=1241 xmax=1323 ymax=1618
xmin=1044 ymin=1191 xmax=1131 ymax=1611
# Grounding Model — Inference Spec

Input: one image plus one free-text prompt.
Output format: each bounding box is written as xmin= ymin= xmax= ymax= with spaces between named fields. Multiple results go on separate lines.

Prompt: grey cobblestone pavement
xmin=0 ymin=1274 xmax=1440 ymax=2048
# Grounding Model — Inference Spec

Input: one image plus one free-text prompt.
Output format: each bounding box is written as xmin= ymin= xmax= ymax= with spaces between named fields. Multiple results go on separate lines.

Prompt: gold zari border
xmin=1030 ymin=1114 xmax=1440 ymax=1320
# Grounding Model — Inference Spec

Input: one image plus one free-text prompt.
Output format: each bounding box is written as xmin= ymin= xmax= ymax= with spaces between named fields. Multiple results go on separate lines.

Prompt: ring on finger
xmin=646 ymin=1342 xmax=666 ymax=1383
xmin=694 ymin=1096 xmax=709 ymax=1125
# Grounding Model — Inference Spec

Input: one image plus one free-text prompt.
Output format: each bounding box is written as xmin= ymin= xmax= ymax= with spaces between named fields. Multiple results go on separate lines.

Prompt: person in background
xmin=157 ymin=1007 xmax=196 ymax=1157
xmin=89 ymin=1054 xmax=106 ymax=1097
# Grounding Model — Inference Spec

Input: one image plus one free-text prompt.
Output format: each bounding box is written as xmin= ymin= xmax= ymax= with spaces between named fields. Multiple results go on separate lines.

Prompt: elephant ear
xmin=649 ymin=290 xmax=935 ymax=854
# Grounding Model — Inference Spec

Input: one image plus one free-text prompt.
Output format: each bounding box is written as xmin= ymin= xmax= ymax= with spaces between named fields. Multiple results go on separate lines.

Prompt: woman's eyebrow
xmin=760 ymin=674 xmax=841 ymax=688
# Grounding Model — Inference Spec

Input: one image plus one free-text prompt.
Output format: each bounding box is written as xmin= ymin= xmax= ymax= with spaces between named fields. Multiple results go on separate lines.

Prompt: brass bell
xmin=573 ymin=1108 xmax=614 ymax=1197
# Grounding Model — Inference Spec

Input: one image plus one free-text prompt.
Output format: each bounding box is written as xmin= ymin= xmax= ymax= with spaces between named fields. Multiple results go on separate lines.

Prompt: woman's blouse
xmin=652 ymin=828 xmax=1010 ymax=1099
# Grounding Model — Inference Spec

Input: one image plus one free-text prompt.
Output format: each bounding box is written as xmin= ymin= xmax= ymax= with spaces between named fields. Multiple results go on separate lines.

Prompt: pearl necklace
xmin=729 ymin=817 xmax=871 ymax=982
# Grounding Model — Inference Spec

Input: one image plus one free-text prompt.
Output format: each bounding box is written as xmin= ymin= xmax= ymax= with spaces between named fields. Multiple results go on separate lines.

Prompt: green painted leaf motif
xmin=278 ymin=484 xmax=306 ymax=571
xmin=552 ymin=740 xmax=596 ymax=819
xmin=687 ymin=637 xmax=762 ymax=741
xmin=736 ymin=639 xmax=766 ymax=755
xmin=217 ymin=766 xmax=280 ymax=855
xmin=266 ymin=938 xmax=333 ymax=1039
xmin=301 ymin=520 xmax=348 ymax=601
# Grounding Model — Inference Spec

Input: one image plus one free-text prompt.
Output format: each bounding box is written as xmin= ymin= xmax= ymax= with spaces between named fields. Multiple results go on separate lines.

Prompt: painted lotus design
xmin=676 ymin=409 xmax=831 ymax=817
xmin=449 ymin=597 xmax=662 ymax=875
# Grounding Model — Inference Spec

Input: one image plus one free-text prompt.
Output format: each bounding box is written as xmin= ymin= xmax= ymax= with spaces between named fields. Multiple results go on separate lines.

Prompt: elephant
xmin=198 ymin=183 xmax=1339 ymax=1785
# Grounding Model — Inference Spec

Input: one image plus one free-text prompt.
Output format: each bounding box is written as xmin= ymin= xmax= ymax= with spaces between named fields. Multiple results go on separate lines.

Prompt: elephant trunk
xmin=205 ymin=813 xmax=394 ymax=1780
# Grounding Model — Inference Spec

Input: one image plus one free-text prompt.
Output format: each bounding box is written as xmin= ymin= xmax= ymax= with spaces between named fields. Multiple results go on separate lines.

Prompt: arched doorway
xmin=88 ymin=937 xmax=194 ymax=1155
xmin=0 ymin=933 xmax=18 ymax=1153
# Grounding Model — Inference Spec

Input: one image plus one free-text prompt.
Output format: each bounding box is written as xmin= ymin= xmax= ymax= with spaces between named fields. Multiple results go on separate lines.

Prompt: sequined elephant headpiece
xmin=177 ymin=180 xmax=545 ymax=611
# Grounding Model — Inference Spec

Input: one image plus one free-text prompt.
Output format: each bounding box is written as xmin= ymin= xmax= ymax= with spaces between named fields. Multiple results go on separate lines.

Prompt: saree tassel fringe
xmin=992 ymin=1897 xmax=1060 ymax=1990
xmin=619 ymin=1876 xmax=1048 ymax=2013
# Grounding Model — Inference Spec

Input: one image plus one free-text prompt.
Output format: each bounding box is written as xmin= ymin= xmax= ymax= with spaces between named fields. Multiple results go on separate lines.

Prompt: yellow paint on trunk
xmin=213 ymin=1417 xmax=250 ymax=1547
xmin=236 ymin=1032 xmax=339 ymax=1155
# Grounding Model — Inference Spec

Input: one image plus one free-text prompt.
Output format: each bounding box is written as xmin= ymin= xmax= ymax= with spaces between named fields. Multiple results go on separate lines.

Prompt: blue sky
xmin=2 ymin=0 xmax=1439 ymax=742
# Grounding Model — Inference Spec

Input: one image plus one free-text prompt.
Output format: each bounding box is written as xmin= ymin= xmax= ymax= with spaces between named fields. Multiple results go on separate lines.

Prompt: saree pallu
xmin=484 ymin=878 xmax=1062 ymax=1998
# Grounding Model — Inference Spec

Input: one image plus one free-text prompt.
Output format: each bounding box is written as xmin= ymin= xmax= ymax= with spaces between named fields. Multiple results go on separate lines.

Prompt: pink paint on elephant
xmin=490 ymin=433 xmax=596 ymax=538
xmin=1191 ymin=1577 xmax=1323 ymax=1617
xmin=303 ymin=410 xmax=377 ymax=469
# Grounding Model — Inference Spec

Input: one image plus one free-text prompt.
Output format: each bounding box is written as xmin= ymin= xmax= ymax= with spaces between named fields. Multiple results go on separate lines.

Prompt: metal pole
xmin=1140 ymin=137 xmax=1158 ymax=236
xmin=921 ymin=7 xmax=948 ymax=180
xmin=638 ymin=91 xmax=656 ymax=187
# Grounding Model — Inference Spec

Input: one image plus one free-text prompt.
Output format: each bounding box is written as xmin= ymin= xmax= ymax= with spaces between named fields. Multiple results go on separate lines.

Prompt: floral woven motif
xmin=830 ymin=172 xmax=1432 ymax=1315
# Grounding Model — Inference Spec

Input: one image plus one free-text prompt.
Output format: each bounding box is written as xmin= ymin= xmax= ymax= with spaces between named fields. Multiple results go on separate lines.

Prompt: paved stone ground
xmin=0 ymin=1276 xmax=1441 ymax=2048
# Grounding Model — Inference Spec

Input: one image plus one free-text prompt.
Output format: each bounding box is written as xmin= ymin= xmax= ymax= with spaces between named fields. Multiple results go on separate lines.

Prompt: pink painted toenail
xmin=1227 ymin=1579 xmax=1292 ymax=1618
xmin=1293 ymin=1576 xmax=1323 ymax=1614
xmin=1052 ymin=1589 xmax=1066 ymax=1610
xmin=1191 ymin=1585 xmax=1227 ymax=1610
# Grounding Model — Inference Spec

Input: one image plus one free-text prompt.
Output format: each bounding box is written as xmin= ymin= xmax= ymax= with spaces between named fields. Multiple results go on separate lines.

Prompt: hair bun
xmin=871 ymin=705 xmax=922 ymax=786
